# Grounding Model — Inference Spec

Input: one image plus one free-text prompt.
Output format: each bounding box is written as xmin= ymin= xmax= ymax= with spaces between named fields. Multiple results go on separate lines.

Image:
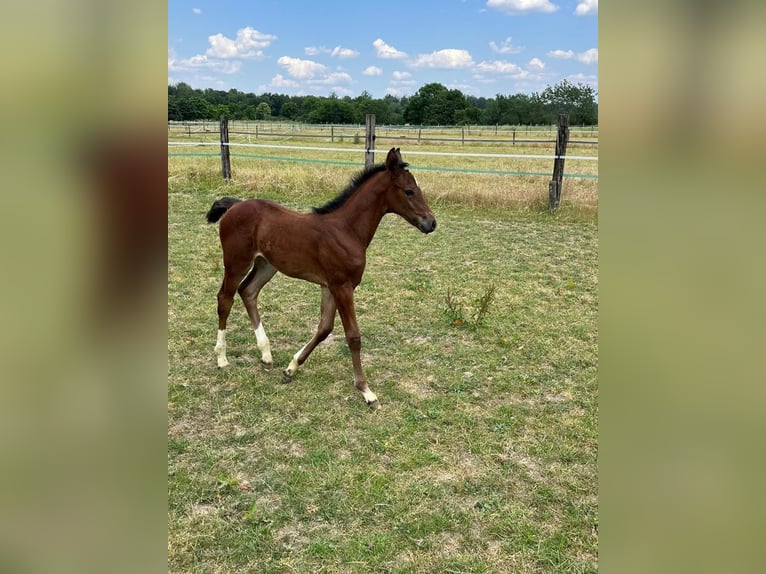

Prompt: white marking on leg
xmin=214 ymin=329 xmax=229 ymax=368
xmin=254 ymin=323 xmax=272 ymax=364
xmin=362 ymin=388 xmax=378 ymax=404
xmin=285 ymin=344 xmax=307 ymax=376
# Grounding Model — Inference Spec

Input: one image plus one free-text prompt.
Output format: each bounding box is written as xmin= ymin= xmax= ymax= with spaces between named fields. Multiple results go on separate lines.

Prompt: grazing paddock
xmin=168 ymin=156 xmax=598 ymax=573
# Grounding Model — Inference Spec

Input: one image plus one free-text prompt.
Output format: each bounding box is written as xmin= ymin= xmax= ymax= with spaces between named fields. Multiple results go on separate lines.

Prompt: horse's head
xmin=383 ymin=148 xmax=437 ymax=234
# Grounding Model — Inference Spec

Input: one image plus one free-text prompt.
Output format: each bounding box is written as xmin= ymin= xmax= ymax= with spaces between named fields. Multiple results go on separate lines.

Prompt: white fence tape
xmin=167 ymin=141 xmax=597 ymax=162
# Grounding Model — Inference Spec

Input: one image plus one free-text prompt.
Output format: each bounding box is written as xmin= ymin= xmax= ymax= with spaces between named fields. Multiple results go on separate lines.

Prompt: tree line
xmin=168 ymin=80 xmax=597 ymax=126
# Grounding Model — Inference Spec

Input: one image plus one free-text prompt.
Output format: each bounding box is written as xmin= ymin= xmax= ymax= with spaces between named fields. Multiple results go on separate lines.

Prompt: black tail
xmin=206 ymin=197 xmax=242 ymax=223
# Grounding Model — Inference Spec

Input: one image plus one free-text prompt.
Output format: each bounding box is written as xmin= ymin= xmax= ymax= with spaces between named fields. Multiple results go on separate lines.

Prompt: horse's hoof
xmin=367 ymin=399 xmax=380 ymax=411
xmin=282 ymin=370 xmax=293 ymax=384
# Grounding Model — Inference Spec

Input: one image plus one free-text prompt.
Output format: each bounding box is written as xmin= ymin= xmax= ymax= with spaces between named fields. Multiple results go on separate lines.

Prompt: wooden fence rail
xmin=212 ymin=114 xmax=588 ymax=210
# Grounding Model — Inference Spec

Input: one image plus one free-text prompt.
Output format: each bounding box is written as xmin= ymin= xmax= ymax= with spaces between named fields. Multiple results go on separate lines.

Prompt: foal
xmin=206 ymin=148 xmax=436 ymax=408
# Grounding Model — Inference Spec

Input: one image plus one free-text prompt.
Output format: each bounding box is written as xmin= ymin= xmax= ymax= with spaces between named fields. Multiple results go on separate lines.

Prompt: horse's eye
xmin=404 ymin=189 xmax=414 ymax=197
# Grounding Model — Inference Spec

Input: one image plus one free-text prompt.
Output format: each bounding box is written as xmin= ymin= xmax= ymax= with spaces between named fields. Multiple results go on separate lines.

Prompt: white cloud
xmin=192 ymin=8 xmax=202 ymax=15
xmin=277 ymin=56 xmax=327 ymax=79
xmin=410 ymin=49 xmax=474 ymax=69
xmin=548 ymin=49 xmax=575 ymax=59
xmin=528 ymin=57 xmax=545 ymax=70
xmin=307 ymin=71 xmax=353 ymax=86
xmin=577 ymin=48 xmax=598 ymax=64
xmin=363 ymin=66 xmax=382 ymax=76
xmin=489 ymin=37 xmax=523 ymax=54
xmin=267 ymin=74 xmax=299 ymax=89
xmin=391 ymin=70 xmax=416 ymax=88
xmin=385 ymin=87 xmax=412 ymax=97
xmin=168 ymin=49 xmax=241 ymax=74
xmin=206 ymin=27 xmax=277 ymax=59
xmin=327 ymin=87 xmax=355 ymax=97
xmin=331 ymin=46 xmax=359 ymax=58
xmin=373 ymin=38 xmax=407 ymax=59
xmin=476 ymin=60 xmax=522 ymax=74
xmin=565 ymin=73 xmax=598 ymax=91
xmin=486 ymin=0 xmax=558 ymax=14
xmin=575 ymin=0 xmax=598 ymax=15
xmin=305 ymin=46 xmax=358 ymax=58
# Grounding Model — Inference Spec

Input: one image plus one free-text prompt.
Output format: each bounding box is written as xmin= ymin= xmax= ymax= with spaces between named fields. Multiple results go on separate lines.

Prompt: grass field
xmin=168 ymin=154 xmax=598 ymax=573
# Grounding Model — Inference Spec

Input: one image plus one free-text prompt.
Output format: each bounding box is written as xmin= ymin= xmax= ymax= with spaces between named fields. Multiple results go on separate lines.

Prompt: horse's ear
xmin=385 ymin=147 xmax=403 ymax=174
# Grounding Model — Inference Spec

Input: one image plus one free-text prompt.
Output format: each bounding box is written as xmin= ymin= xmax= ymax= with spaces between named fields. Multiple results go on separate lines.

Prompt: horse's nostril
xmin=431 ymin=219 xmax=437 ymax=231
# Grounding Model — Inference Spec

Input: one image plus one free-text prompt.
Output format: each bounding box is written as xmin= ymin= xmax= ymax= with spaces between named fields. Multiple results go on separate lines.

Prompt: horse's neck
xmin=333 ymin=178 xmax=388 ymax=247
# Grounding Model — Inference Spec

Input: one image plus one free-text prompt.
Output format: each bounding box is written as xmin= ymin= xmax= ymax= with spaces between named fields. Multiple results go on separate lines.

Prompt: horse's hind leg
xmin=283 ymin=286 xmax=337 ymax=381
xmin=238 ymin=257 xmax=278 ymax=365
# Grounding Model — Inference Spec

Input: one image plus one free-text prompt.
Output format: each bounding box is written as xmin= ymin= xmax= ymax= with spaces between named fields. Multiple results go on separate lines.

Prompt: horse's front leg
xmin=283 ymin=286 xmax=336 ymax=381
xmin=331 ymin=283 xmax=379 ymax=410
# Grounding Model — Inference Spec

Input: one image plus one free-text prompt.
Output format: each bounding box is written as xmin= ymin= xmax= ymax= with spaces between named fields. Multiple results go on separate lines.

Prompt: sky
xmin=168 ymin=0 xmax=597 ymax=99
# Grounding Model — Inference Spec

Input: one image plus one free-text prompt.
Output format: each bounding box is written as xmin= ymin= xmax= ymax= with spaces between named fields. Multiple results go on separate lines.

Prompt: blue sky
xmin=168 ymin=0 xmax=597 ymax=99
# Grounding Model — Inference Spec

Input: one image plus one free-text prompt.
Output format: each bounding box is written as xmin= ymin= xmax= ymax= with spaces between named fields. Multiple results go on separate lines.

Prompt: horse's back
xmin=219 ymin=198 xmax=316 ymax=250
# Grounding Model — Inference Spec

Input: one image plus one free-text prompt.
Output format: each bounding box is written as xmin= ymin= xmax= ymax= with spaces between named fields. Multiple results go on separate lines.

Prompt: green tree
xmin=299 ymin=96 xmax=321 ymax=122
xmin=403 ymin=83 xmax=471 ymax=125
xmin=403 ymin=83 xmax=445 ymax=124
xmin=168 ymin=96 xmax=182 ymax=121
xmin=280 ymin=101 xmax=299 ymax=120
xmin=255 ymin=102 xmax=272 ymax=120
xmin=176 ymin=96 xmax=211 ymax=120
xmin=383 ymin=94 xmax=406 ymax=124
xmin=210 ymin=104 xmax=230 ymax=119
xmin=539 ymin=80 xmax=598 ymax=124
xmin=166 ymin=81 xmax=597 ymax=126
xmin=309 ymin=95 xmax=354 ymax=123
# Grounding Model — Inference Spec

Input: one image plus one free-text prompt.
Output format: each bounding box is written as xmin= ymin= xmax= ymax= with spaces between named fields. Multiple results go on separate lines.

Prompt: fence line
xmin=168 ymin=120 xmax=599 ymax=134
xmin=167 ymin=141 xmax=597 ymax=162
xmin=168 ymin=121 xmax=598 ymax=146
xmin=169 ymin=115 xmax=598 ymax=189
xmin=168 ymin=150 xmax=598 ymax=180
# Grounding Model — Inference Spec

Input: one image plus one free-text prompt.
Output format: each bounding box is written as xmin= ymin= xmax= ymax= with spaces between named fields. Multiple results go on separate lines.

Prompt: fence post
xmin=220 ymin=115 xmax=231 ymax=181
xmin=365 ymin=114 xmax=376 ymax=168
xmin=548 ymin=114 xmax=569 ymax=212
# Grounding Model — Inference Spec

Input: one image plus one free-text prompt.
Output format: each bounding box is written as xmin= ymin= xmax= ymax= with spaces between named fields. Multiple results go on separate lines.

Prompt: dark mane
xmin=312 ymin=161 xmax=409 ymax=215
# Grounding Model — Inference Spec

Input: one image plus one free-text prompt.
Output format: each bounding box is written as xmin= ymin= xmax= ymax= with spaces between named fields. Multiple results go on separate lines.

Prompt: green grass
xmin=168 ymin=159 xmax=598 ymax=573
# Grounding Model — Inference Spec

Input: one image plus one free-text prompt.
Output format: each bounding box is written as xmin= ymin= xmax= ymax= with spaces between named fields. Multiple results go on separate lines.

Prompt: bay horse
xmin=206 ymin=148 xmax=436 ymax=409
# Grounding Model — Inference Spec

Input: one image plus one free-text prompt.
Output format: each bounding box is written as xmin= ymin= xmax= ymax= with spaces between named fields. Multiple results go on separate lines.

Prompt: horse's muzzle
xmin=418 ymin=216 xmax=437 ymax=234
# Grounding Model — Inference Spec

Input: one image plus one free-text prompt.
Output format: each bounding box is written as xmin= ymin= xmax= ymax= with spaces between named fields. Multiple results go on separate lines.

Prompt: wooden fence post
xmin=220 ymin=115 xmax=231 ymax=181
xmin=548 ymin=114 xmax=569 ymax=212
xmin=365 ymin=114 xmax=376 ymax=169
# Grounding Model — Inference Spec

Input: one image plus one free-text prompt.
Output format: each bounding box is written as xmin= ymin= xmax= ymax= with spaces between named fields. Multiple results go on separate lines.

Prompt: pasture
xmin=168 ymin=153 xmax=598 ymax=573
